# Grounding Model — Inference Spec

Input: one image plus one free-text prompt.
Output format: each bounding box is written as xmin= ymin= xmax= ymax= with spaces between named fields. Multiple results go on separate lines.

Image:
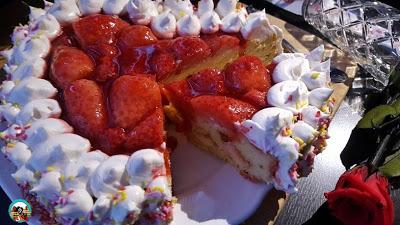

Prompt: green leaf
xmin=357 ymin=105 xmax=397 ymax=128
xmin=379 ymin=151 xmax=400 ymax=177
xmin=391 ymin=98 xmax=400 ymax=114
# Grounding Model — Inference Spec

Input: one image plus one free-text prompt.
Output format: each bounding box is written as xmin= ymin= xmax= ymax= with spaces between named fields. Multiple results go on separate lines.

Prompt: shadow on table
xmin=302 ymin=202 xmax=343 ymax=225
xmin=241 ymin=189 xmax=286 ymax=225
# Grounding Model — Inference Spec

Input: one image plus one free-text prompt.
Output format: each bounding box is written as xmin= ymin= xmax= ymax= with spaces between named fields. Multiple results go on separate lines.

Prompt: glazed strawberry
xmin=73 ymin=14 xmax=129 ymax=48
xmin=123 ymin=107 xmax=164 ymax=152
xmin=119 ymin=47 xmax=152 ymax=75
xmin=64 ymin=79 xmax=108 ymax=139
xmin=187 ymin=69 xmax=225 ymax=95
xmin=95 ymin=56 xmax=119 ymax=82
xmin=117 ymin=25 xmax=158 ymax=49
xmin=224 ymin=55 xmax=271 ymax=94
xmin=202 ymin=34 xmax=240 ymax=54
xmin=190 ymin=95 xmax=257 ymax=133
xmin=97 ymin=127 xmax=126 ymax=155
xmin=164 ymin=80 xmax=193 ymax=108
xmin=149 ymin=50 xmax=177 ymax=81
xmin=86 ymin=44 xmax=119 ymax=60
xmin=240 ymin=89 xmax=268 ymax=109
xmin=110 ymin=75 xmax=162 ymax=129
xmin=51 ymin=34 xmax=75 ymax=51
xmin=50 ymin=46 xmax=95 ymax=89
xmin=171 ymin=37 xmax=211 ymax=65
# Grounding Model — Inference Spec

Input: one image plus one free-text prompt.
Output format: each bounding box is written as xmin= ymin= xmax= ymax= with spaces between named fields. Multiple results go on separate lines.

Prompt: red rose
xmin=325 ymin=166 xmax=394 ymax=225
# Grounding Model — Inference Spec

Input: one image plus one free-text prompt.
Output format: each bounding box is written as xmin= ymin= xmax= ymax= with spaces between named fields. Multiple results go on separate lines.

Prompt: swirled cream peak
xmin=177 ymin=14 xmax=201 ymax=36
xmin=291 ymin=121 xmax=318 ymax=144
xmin=267 ymin=80 xmax=309 ymax=113
xmin=10 ymin=57 xmax=46 ymax=81
xmin=11 ymin=35 xmax=50 ymax=65
xmin=126 ymin=149 xmax=165 ymax=188
xmin=24 ymin=118 xmax=73 ymax=147
xmin=78 ymin=0 xmax=104 ymax=15
xmin=55 ymin=189 xmax=94 ymax=220
xmin=197 ymin=0 xmax=214 ymax=16
xmin=301 ymin=106 xmax=329 ymax=129
xmin=164 ymin=0 xmax=194 ymax=19
xmin=199 ymin=11 xmax=221 ymax=34
xmin=90 ymin=155 xmax=130 ymax=198
xmin=147 ymin=175 xmax=171 ymax=197
xmin=309 ymin=87 xmax=334 ymax=108
xmin=110 ymin=185 xmax=145 ymax=224
xmin=0 ymin=103 xmax=20 ymax=125
xmin=12 ymin=165 xmax=36 ymax=184
xmin=7 ymin=78 xmax=57 ymax=106
xmin=1 ymin=141 xmax=31 ymax=168
xmin=11 ymin=25 xmax=29 ymax=46
xmin=301 ymin=71 xmax=330 ymax=90
xmin=31 ymin=13 xmax=61 ymax=40
xmin=272 ymin=57 xmax=310 ymax=83
xmin=0 ymin=80 xmax=15 ymax=99
xmin=103 ymin=0 xmax=129 ymax=15
xmin=241 ymin=10 xmax=276 ymax=41
xmin=27 ymin=133 xmax=90 ymax=172
xmin=151 ymin=9 xmax=177 ymax=39
xmin=16 ymin=99 xmax=62 ymax=125
xmin=48 ymin=0 xmax=81 ymax=24
xmin=31 ymin=171 xmax=62 ymax=201
xmin=220 ymin=11 xmax=245 ymax=33
xmin=215 ymin=0 xmax=237 ymax=18
xmin=64 ymin=150 xmax=109 ymax=193
xmin=90 ymin=195 xmax=112 ymax=223
xmin=29 ymin=6 xmax=46 ymax=21
xmin=127 ymin=0 xmax=159 ymax=25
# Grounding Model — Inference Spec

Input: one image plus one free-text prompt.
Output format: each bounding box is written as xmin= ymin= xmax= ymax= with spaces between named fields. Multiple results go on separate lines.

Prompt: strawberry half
xmin=73 ymin=14 xmax=129 ymax=48
xmin=50 ymin=46 xmax=95 ymax=89
xmin=109 ymin=75 xmax=162 ymax=129
xmin=224 ymin=55 xmax=271 ymax=94
xmin=123 ymin=107 xmax=165 ymax=152
xmin=202 ymin=34 xmax=240 ymax=54
xmin=190 ymin=95 xmax=257 ymax=133
xmin=188 ymin=68 xmax=225 ymax=95
xmin=63 ymin=79 xmax=108 ymax=140
xmin=171 ymin=37 xmax=211 ymax=65
xmin=117 ymin=25 xmax=158 ymax=49
xmin=240 ymin=89 xmax=268 ymax=109
xmin=118 ymin=47 xmax=152 ymax=75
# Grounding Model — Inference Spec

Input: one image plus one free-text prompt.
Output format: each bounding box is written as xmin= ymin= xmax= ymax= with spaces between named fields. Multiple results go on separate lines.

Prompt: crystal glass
xmin=302 ymin=0 xmax=400 ymax=87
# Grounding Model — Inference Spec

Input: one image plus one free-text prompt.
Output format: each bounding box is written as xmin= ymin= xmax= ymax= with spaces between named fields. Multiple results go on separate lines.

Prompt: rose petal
xmin=325 ymin=188 xmax=385 ymax=225
xmin=336 ymin=166 xmax=368 ymax=189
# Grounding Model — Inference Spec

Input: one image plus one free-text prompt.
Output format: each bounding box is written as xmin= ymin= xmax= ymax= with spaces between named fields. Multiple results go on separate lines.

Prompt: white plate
xmin=170 ymin=132 xmax=272 ymax=225
xmin=0 ymin=132 xmax=272 ymax=225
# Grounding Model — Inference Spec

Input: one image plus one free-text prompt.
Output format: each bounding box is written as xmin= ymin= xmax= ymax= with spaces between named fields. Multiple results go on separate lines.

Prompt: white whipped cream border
xmin=0 ymin=0 xmax=285 ymax=223
xmin=238 ymin=46 xmax=334 ymax=193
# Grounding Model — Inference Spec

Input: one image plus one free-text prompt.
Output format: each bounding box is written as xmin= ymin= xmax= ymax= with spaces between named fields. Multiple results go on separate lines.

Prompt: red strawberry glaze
xmin=191 ymin=95 xmax=257 ymax=136
xmin=47 ymin=14 xmax=265 ymax=155
xmin=163 ymin=55 xmax=274 ymax=134
xmin=224 ymin=55 xmax=272 ymax=94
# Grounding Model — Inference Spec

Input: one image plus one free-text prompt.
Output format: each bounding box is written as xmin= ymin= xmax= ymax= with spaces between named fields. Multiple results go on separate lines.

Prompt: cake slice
xmin=164 ymin=51 xmax=334 ymax=191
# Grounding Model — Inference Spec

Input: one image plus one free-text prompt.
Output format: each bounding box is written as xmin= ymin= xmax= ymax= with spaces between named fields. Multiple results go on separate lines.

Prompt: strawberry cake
xmin=0 ymin=0 xmax=334 ymax=224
